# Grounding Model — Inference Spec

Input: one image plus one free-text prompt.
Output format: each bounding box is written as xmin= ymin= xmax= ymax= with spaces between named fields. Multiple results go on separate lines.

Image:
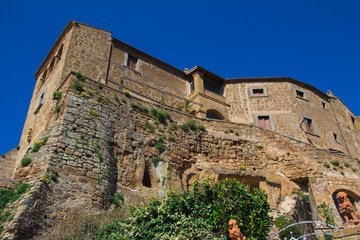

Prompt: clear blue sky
xmin=1 ymin=0 xmax=359 ymax=155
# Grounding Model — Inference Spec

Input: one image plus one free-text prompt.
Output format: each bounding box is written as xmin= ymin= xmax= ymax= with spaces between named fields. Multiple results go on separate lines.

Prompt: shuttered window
xmin=257 ymin=115 xmax=273 ymax=131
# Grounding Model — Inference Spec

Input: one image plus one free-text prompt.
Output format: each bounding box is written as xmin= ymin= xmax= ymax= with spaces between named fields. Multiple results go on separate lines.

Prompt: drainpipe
xmin=105 ymin=42 xmax=113 ymax=85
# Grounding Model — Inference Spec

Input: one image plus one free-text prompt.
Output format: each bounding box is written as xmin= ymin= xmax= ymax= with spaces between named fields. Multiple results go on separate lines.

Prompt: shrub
xmin=256 ymin=145 xmax=264 ymax=149
xmin=229 ymin=129 xmax=234 ymax=133
xmin=180 ymin=120 xmax=197 ymax=132
xmin=21 ymin=157 xmax=31 ymax=167
xmin=197 ymin=124 xmax=206 ymax=131
xmin=124 ymin=91 xmax=130 ymax=97
xmin=317 ymin=202 xmax=335 ymax=225
xmin=98 ymin=84 xmax=103 ymax=90
xmin=168 ymin=136 xmax=175 ymax=141
xmin=344 ymin=162 xmax=350 ymax=168
xmin=274 ymin=214 xmax=302 ymax=239
xmin=54 ymin=104 xmax=62 ymax=114
xmin=330 ymin=161 xmax=340 ymax=166
xmin=324 ymin=163 xmax=330 ymax=168
xmin=50 ymin=171 xmax=59 ymax=182
xmin=151 ymin=156 xmax=163 ymax=166
xmin=109 ymin=193 xmax=124 ymax=208
xmin=130 ymin=103 xmax=149 ymax=114
xmin=52 ymin=91 xmax=62 ymax=100
xmin=75 ymin=72 xmax=86 ymax=81
xmin=235 ymin=132 xmax=239 ymax=136
xmin=73 ymin=80 xmax=84 ymax=92
xmin=95 ymin=178 xmax=271 ymax=239
xmin=145 ymin=121 xmax=154 ymax=133
xmin=31 ymin=136 xmax=49 ymax=153
xmin=155 ymin=142 xmax=165 ymax=153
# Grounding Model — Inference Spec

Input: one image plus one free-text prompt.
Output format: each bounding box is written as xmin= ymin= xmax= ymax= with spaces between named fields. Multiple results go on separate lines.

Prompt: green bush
xmin=155 ymin=142 xmax=165 ymax=153
xmin=151 ymin=156 xmax=163 ymax=166
xmin=274 ymin=214 xmax=301 ymax=239
xmin=180 ymin=120 xmax=197 ymax=132
xmin=52 ymin=91 xmax=62 ymax=101
xmin=109 ymin=193 xmax=124 ymax=208
xmin=75 ymin=72 xmax=86 ymax=81
xmin=150 ymin=108 xmax=170 ymax=123
xmin=124 ymin=91 xmax=130 ymax=97
xmin=130 ymin=103 xmax=149 ymax=114
xmin=21 ymin=157 xmax=32 ymax=167
xmin=145 ymin=121 xmax=154 ymax=133
xmin=324 ymin=163 xmax=330 ymax=168
xmin=330 ymin=161 xmax=340 ymax=167
xmin=54 ymin=104 xmax=62 ymax=114
xmin=344 ymin=162 xmax=350 ymax=168
xmin=50 ymin=171 xmax=59 ymax=182
xmin=95 ymin=178 xmax=271 ymax=239
xmin=168 ymin=136 xmax=175 ymax=142
xmin=73 ymin=80 xmax=84 ymax=92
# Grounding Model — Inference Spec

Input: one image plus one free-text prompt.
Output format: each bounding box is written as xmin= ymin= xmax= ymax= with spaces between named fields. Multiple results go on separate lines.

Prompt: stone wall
xmin=0 ymin=148 xmax=18 ymax=179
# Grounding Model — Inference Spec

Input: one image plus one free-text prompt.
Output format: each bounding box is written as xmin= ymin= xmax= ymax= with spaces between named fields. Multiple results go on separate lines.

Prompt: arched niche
xmin=332 ymin=189 xmax=360 ymax=224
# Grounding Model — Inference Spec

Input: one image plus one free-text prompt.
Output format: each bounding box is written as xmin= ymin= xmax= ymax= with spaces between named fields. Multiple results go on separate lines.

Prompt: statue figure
xmin=336 ymin=192 xmax=359 ymax=227
xmin=228 ymin=219 xmax=246 ymax=240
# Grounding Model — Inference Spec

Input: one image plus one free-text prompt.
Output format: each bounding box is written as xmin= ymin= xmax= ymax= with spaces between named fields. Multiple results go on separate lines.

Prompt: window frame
xmin=302 ymin=115 xmax=319 ymax=136
xmin=295 ymin=88 xmax=307 ymax=100
xmin=124 ymin=53 xmax=140 ymax=72
xmin=321 ymin=101 xmax=328 ymax=110
xmin=189 ymin=80 xmax=195 ymax=94
xmin=255 ymin=114 xmax=275 ymax=131
xmin=34 ymin=88 xmax=46 ymax=114
xmin=332 ymin=132 xmax=340 ymax=143
xmin=249 ymin=87 xmax=268 ymax=98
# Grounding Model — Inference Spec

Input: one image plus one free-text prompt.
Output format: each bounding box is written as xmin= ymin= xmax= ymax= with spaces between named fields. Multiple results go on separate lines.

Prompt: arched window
xmin=206 ymin=109 xmax=224 ymax=120
xmin=332 ymin=189 xmax=360 ymax=224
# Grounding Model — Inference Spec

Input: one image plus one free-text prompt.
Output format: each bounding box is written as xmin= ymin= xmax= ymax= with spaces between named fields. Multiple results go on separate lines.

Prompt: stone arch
xmin=56 ymin=44 xmax=63 ymax=57
xmin=206 ymin=109 xmax=225 ymax=120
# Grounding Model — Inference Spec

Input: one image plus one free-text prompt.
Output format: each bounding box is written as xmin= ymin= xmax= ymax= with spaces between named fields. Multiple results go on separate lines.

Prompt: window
xmin=321 ymin=101 xmax=328 ymax=110
xmin=295 ymin=89 xmax=307 ymax=100
xmin=255 ymin=114 xmax=274 ymax=131
xmin=189 ymin=80 xmax=194 ymax=94
xmin=351 ymin=116 xmax=360 ymax=130
xmin=34 ymin=89 xmax=46 ymax=114
xmin=125 ymin=53 xmax=139 ymax=71
xmin=333 ymin=132 xmax=340 ymax=143
xmin=250 ymin=87 xmax=268 ymax=97
xmin=302 ymin=116 xmax=318 ymax=135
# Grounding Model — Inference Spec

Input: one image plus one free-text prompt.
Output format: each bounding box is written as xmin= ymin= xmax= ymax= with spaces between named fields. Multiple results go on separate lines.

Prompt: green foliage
xmin=41 ymin=174 xmax=50 ymax=184
xmin=229 ymin=129 xmax=234 ymax=133
xmin=324 ymin=163 xmax=330 ymax=168
xmin=344 ymin=162 xmax=350 ymax=168
xmin=31 ymin=136 xmax=48 ymax=153
xmin=21 ymin=157 xmax=32 ymax=167
xmin=73 ymin=80 xmax=84 ymax=92
xmin=298 ymin=193 xmax=309 ymax=203
xmin=114 ymin=94 xmax=120 ymax=104
xmin=352 ymin=168 xmax=358 ymax=172
xmin=224 ymin=130 xmax=229 ymax=134
xmin=95 ymin=179 xmax=271 ymax=239
xmin=155 ymin=142 xmax=165 ymax=153
xmin=180 ymin=120 xmax=197 ymax=132
xmin=145 ymin=121 xmax=154 ymax=133
xmin=50 ymin=171 xmax=59 ymax=182
xmin=75 ymin=72 xmax=86 ymax=81
xmin=54 ymin=104 xmax=62 ymax=114
xmin=52 ymin=91 xmax=62 ymax=101
xmin=317 ymin=202 xmax=335 ymax=225
xmin=197 ymin=124 xmax=206 ymax=131
xmin=98 ymin=84 xmax=103 ymax=90
xmin=286 ymin=152 xmax=291 ymax=156
xmin=130 ymin=102 xmax=149 ymax=114
xmin=119 ymin=77 xmax=124 ymax=91
xmin=150 ymin=108 xmax=170 ymax=123
xmin=151 ymin=156 xmax=163 ymax=166
xmin=330 ymin=161 xmax=340 ymax=167
xmin=340 ymin=171 xmax=345 ymax=176
xmin=185 ymin=99 xmax=190 ymax=113
xmin=255 ymin=145 xmax=263 ymax=149
xmin=96 ymin=153 xmax=102 ymax=161
xmin=109 ymin=193 xmax=124 ymax=208
xmin=235 ymin=132 xmax=239 ymax=136
xmin=274 ymin=214 xmax=301 ymax=239
xmin=124 ymin=91 xmax=130 ymax=97
xmin=168 ymin=136 xmax=175 ymax=142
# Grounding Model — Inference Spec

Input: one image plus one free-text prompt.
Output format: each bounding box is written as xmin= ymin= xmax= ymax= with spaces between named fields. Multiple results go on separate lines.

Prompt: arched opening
xmin=332 ymin=189 xmax=360 ymax=224
xmin=206 ymin=109 xmax=224 ymax=120
xmin=142 ymin=164 xmax=152 ymax=188
xmin=56 ymin=44 xmax=63 ymax=58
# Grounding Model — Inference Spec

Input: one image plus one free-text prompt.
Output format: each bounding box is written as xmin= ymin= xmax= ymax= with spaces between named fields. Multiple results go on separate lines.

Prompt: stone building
xmin=1 ymin=21 xmax=360 ymax=238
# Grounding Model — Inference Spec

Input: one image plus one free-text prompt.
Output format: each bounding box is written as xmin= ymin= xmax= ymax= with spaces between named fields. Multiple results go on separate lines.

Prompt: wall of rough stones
xmin=0 ymin=148 xmax=18 ymax=179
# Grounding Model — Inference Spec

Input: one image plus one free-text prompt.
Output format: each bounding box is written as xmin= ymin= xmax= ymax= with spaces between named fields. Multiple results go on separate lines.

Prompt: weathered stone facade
xmin=1 ymin=21 xmax=360 ymax=238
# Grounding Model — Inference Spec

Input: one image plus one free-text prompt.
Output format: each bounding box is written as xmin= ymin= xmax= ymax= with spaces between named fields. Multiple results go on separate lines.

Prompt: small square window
xmin=250 ymin=87 xmax=268 ymax=97
xmin=255 ymin=114 xmax=274 ymax=131
xmin=322 ymin=101 xmax=328 ymax=110
xmin=125 ymin=53 xmax=139 ymax=71
xmin=295 ymin=89 xmax=306 ymax=99
xmin=303 ymin=116 xmax=318 ymax=135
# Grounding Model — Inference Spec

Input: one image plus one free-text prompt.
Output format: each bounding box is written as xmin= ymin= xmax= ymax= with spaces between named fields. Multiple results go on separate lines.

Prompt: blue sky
xmin=0 ymin=0 xmax=359 ymax=155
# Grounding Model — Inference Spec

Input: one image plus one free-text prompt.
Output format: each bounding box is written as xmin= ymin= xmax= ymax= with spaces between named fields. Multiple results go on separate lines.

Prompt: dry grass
xmin=33 ymin=208 xmax=128 ymax=240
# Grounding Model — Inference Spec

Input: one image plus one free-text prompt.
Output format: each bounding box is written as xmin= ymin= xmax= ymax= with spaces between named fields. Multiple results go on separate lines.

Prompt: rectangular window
xmin=303 ymin=116 xmax=318 ymax=135
xmin=322 ymin=101 xmax=328 ymax=110
xmin=204 ymin=79 xmax=223 ymax=95
xmin=250 ymin=87 xmax=268 ymax=97
xmin=295 ymin=89 xmax=305 ymax=99
xmin=189 ymin=80 xmax=194 ymax=94
xmin=255 ymin=114 xmax=274 ymax=131
xmin=127 ymin=55 xmax=138 ymax=70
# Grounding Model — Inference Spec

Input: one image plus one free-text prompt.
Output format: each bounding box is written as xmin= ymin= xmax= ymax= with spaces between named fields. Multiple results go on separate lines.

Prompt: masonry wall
xmin=224 ymin=80 xmax=349 ymax=155
xmin=107 ymin=42 xmax=189 ymax=110
xmin=0 ymin=148 xmax=18 ymax=179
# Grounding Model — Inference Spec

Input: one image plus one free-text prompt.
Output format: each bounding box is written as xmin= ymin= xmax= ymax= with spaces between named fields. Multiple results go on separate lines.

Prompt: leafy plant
xmin=330 ymin=161 xmax=340 ymax=167
xmin=130 ymin=103 xmax=149 ymax=114
xmin=73 ymin=80 xmax=84 ymax=92
xmin=21 ymin=157 xmax=32 ymax=167
xmin=124 ymin=91 xmax=130 ymax=97
xmin=344 ymin=162 xmax=350 ymax=168
xmin=155 ymin=142 xmax=165 ymax=153
xmin=255 ymin=145 xmax=264 ymax=149
xmin=31 ymin=136 xmax=49 ymax=153
xmin=150 ymin=108 xmax=170 ymax=123
xmin=75 ymin=72 xmax=86 ymax=81
xmin=50 ymin=171 xmax=59 ymax=182
xmin=317 ymin=202 xmax=335 ymax=225
xmin=142 ymin=121 xmax=153 ymax=133
xmin=41 ymin=174 xmax=50 ymax=184
xmin=52 ymin=91 xmax=62 ymax=100
xmin=324 ymin=163 xmax=330 ymax=168
xmin=274 ymin=214 xmax=301 ymax=239
xmin=109 ymin=193 xmax=124 ymax=208
xmin=54 ymin=104 xmax=62 ymax=114
xmin=151 ymin=156 xmax=163 ymax=166
xmin=168 ymin=136 xmax=175 ymax=141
